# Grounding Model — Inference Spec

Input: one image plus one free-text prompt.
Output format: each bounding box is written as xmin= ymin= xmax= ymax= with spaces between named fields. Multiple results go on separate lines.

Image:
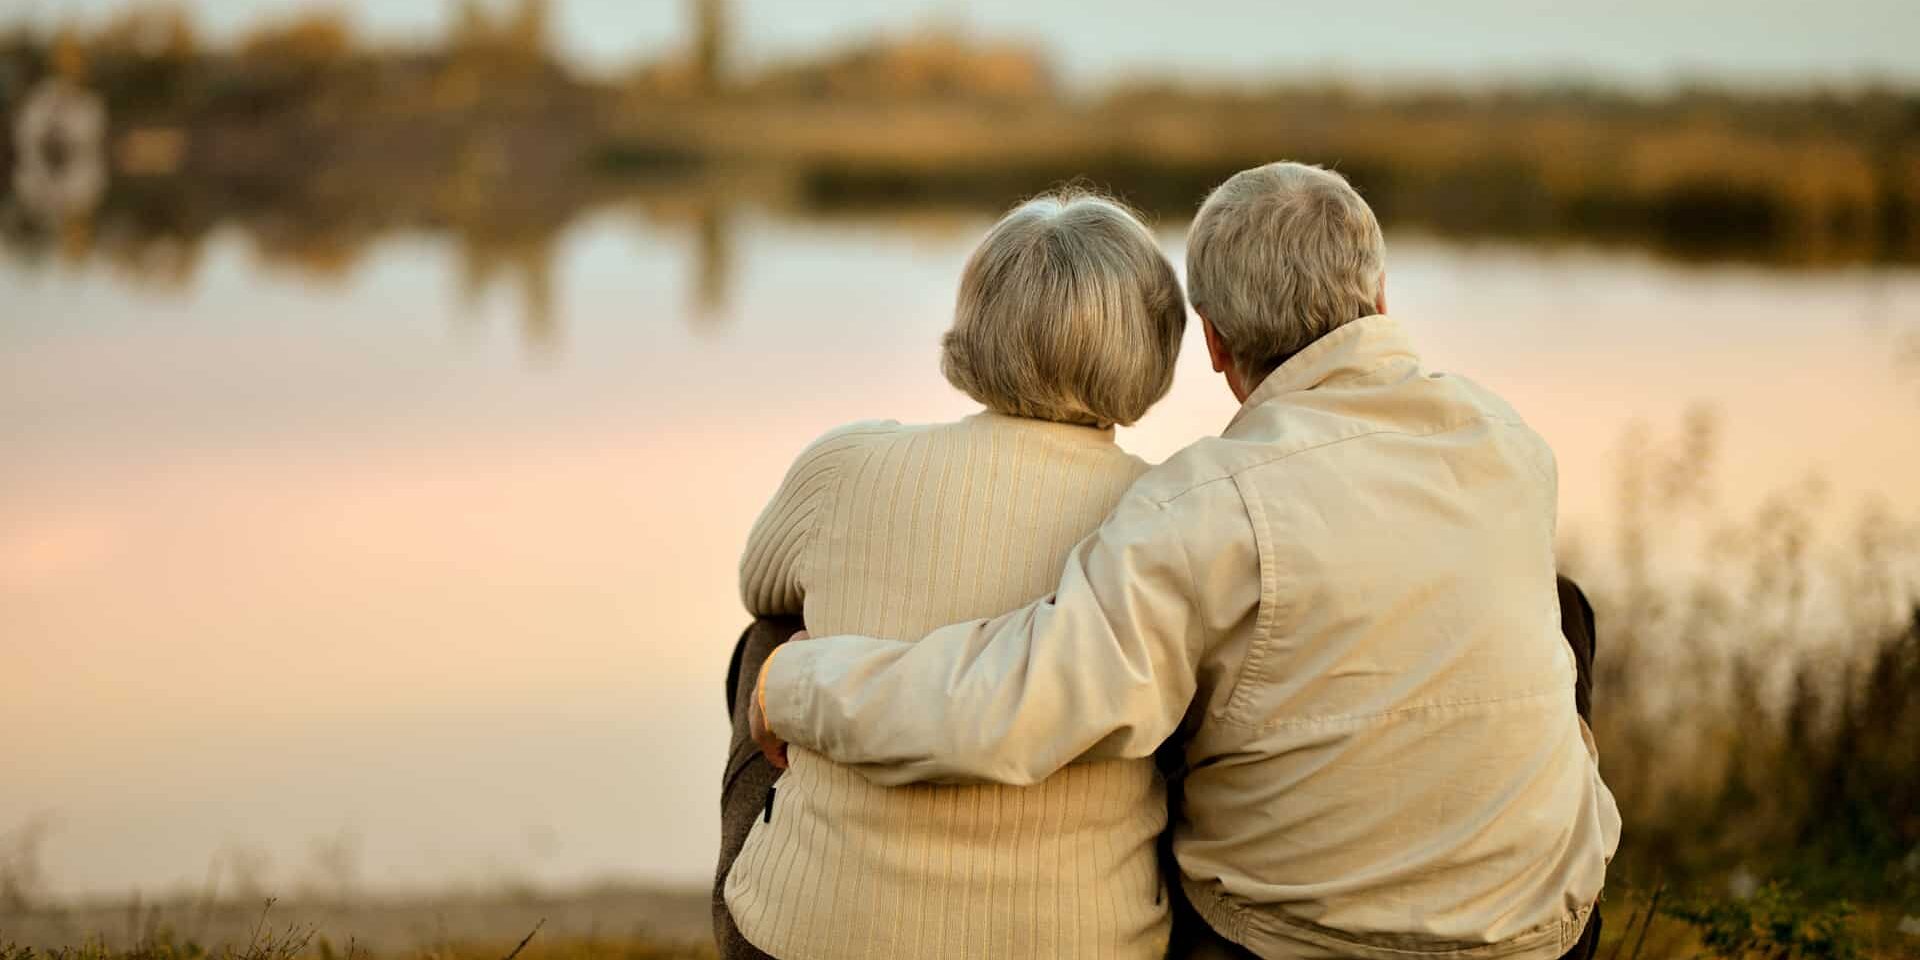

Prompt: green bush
xmin=1662 ymin=883 xmax=1864 ymax=960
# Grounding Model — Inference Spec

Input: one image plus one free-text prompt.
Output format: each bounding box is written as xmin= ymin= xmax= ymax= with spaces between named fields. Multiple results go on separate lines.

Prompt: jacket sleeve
xmin=760 ymin=488 xmax=1212 ymax=786
xmin=738 ymin=422 xmax=891 ymax=617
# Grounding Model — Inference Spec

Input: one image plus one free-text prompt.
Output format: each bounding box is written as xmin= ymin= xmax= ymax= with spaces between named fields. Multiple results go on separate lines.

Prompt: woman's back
xmin=725 ymin=412 xmax=1170 ymax=960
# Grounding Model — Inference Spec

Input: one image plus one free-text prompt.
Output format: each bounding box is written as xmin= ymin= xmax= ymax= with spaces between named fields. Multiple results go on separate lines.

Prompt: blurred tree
xmin=238 ymin=11 xmax=353 ymax=69
xmin=88 ymin=2 xmax=196 ymax=63
xmin=506 ymin=0 xmax=551 ymax=65
xmin=49 ymin=33 xmax=84 ymax=83
xmin=692 ymin=0 xmax=728 ymax=96
xmin=746 ymin=33 xmax=1053 ymax=102
xmin=77 ymin=2 xmax=198 ymax=119
xmin=448 ymin=0 xmax=551 ymax=68
xmin=451 ymin=0 xmax=489 ymax=50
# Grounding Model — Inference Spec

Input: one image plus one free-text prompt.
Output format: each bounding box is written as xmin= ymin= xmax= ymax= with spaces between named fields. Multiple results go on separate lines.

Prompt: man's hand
xmin=749 ymin=631 xmax=807 ymax=769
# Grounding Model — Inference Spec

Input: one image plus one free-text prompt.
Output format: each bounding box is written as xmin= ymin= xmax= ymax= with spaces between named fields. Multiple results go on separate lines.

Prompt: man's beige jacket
xmin=762 ymin=315 xmax=1621 ymax=960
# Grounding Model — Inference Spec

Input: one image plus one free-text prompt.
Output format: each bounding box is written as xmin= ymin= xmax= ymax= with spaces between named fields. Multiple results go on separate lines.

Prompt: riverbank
xmin=6 ymin=884 xmax=1919 ymax=959
xmin=0 ymin=885 xmax=710 ymax=956
xmin=5 ymin=12 xmax=1920 ymax=275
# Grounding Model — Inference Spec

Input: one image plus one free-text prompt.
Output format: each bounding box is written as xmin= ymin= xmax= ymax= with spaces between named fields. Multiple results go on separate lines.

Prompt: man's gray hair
xmin=942 ymin=190 xmax=1186 ymax=427
xmin=1186 ymin=162 xmax=1385 ymax=380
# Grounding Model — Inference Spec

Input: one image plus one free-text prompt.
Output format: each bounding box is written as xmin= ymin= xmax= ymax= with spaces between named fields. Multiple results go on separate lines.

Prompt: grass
xmin=1590 ymin=881 xmax=1920 ymax=960
xmin=0 ymin=937 xmax=719 ymax=960
xmin=1555 ymin=409 xmax=1920 ymax=959
xmin=0 ymin=901 xmax=719 ymax=960
xmin=1581 ymin=409 xmax=1920 ymax=912
xmin=0 ymin=942 xmax=717 ymax=960
xmin=7 ymin=891 xmax=1911 ymax=960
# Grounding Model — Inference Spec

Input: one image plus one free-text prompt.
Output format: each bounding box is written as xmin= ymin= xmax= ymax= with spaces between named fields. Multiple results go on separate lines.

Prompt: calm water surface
xmin=3 ymin=207 xmax=1918 ymax=897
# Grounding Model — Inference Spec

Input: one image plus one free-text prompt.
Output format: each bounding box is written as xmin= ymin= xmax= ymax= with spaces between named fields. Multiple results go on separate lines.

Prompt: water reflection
xmin=0 ymin=165 xmax=766 ymax=349
xmin=10 ymin=78 xmax=107 ymax=229
xmin=17 ymin=176 xmax=1920 ymax=381
xmin=456 ymin=221 xmax=561 ymax=352
xmin=691 ymin=200 xmax=734 ymax=324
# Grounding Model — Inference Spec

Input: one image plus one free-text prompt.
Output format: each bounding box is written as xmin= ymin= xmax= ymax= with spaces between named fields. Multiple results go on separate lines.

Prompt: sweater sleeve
xmin=738 ymin=421 xmax=894 ymax=617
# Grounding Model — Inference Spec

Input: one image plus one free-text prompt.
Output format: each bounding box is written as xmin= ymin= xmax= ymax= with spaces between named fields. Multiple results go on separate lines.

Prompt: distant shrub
xmin=1662 ymin=883 xmax=1864 ymax=960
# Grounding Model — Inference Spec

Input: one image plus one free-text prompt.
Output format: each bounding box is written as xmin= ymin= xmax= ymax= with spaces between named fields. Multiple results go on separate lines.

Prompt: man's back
xmin=1136 ymin=315 xmax=1619 ymax=957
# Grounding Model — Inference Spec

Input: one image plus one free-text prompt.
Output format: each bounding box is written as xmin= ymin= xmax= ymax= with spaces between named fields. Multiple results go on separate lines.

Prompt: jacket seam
xmin=1239 ymin=684 xmax=1572 ymax=732
xmin=1145 ymin=413 xmax=1526 ymax=508
xmin=1160 ymin=497 xmax=1210 ymax=674
xmin=1218 ymin=474 xmax=1279 ymax=724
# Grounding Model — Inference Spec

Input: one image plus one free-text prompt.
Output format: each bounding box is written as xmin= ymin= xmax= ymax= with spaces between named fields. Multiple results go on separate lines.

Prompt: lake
xmin=3 ymin=202 xmax=1918 ymax=899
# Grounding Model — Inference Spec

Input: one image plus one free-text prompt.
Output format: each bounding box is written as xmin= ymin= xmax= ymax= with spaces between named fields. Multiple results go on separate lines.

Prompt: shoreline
xmin=0 ymin=884 xmax=711 ymax=954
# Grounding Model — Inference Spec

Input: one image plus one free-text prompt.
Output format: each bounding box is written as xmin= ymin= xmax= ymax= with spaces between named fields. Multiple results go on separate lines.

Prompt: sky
xmin=5 ymin=0 xmax=1920 ymax=89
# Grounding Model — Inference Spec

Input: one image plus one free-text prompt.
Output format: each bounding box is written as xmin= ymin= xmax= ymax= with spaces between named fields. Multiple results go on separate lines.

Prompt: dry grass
xmin=0 ymin=900 xmax=718 ymax=960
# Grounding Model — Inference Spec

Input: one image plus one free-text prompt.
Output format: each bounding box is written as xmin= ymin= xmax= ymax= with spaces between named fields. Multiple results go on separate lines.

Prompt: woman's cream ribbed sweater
xmin=724 ymin=412 xmax=1170 ymax=960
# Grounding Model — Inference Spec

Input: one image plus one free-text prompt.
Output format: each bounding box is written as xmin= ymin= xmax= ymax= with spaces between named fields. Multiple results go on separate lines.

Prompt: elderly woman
xmin=717 ymin=192 xmax=1186 ymax=960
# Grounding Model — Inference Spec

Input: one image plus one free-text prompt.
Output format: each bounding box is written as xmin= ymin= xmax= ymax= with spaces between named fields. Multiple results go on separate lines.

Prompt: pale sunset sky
xmin=6 ymin=0 xmax=1919 ymax=88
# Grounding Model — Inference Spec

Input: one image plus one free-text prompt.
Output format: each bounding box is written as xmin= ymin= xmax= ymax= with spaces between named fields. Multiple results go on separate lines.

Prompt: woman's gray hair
xmin=942 ymin=190 xmax=1186 ymax=428
xmin=1186 ymin=162 xmax=1385 ymax=380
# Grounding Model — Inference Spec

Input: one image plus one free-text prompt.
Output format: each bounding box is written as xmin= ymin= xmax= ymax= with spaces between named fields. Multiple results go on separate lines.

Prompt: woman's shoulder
xmin=1110 ymin=446 xmax=1155 ymax=479
xmin=808 ymin=418 xmax=905 ymax=449
xmin=935 ymin=413 xmax=1152 ymax=471
xmin=780 ymin=418 xmax=903 ymax=476
xmin=794 ymin=415 xmax=1151 ymax=484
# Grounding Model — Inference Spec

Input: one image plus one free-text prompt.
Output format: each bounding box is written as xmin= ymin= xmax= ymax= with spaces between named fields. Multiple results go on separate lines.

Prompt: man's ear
xmin=1374 ymin=272 xmax=1388 ymax=316
xmin=1201 ymin=315 xmax=1231 ymax=374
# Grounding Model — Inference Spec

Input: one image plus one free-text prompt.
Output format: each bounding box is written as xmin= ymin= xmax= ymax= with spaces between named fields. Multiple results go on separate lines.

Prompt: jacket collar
xmin=1224 ymin=314 xmax=1418 ymax=435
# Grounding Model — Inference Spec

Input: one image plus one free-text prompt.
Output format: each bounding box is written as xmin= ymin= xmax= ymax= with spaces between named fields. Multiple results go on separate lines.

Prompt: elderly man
xmin=746 ymin=162 xmax=1619 ymax=960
